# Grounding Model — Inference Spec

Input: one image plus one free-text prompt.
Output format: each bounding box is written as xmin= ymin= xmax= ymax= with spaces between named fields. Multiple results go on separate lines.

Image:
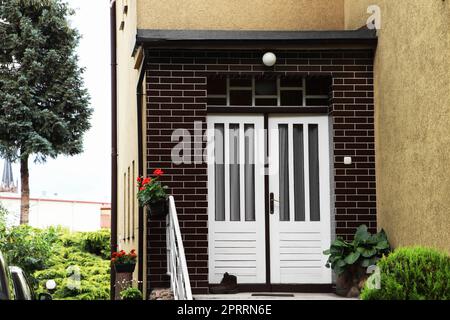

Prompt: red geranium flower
xmin=142 ymin=177 xmax=151 ymax=185
xmin=153 ymin=169 xmax=164 ymax=176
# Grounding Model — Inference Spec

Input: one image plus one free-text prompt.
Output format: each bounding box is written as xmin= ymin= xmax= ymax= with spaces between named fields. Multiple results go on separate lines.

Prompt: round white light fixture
xmin=46 ymin=279 xmax=57 ymax=290
xmin=262 ymin=52 xmax=277 ymax=67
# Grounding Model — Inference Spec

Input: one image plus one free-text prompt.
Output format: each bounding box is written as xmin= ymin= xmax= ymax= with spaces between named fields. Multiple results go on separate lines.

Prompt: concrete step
xmin=194 ymin=292 xmax=355 ymax=300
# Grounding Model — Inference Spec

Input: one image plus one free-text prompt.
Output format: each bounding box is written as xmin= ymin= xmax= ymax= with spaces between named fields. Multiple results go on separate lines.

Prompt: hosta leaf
xmin=354 ymin=225 xmax=370 ymax=243
xmin=375 ymin=240 xmax=389 ymax=250
xmin=361 ymin=258 xmax=371 ymax=267
xmin=357 ymin=247 xmax=377 ymax=258
xmin=336 ymin=259 xmax=347 ymax=267
xmin=344 ymin=252 xmax=360 ymax=265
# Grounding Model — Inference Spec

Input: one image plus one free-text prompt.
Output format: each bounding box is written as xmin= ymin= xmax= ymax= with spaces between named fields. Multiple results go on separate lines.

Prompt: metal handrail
xmin=166 ymin=196 xmax=193 ymax=300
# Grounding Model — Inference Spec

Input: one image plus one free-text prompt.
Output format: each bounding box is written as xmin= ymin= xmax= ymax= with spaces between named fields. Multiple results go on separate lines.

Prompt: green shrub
xmin=120 ymin=287 xmax=143 ymax=300
xmin=34 ymin=243 xmax=110 ymax=300
xmin=0 ymin=225 xmax=57 ymax=274
xmin=81 ymin=229 xmax=111 ymax=259
xmin=0 ymin=203 xmax=7 ymax=234
xmin=361 ymin=247 xmax=450 ymax=300
xmin=0 ymin=223 xmax=110 ymax=300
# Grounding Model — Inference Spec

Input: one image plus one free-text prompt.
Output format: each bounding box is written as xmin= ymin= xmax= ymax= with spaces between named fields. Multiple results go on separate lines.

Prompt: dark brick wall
xmin=145 ymin=49 xmax=376 ymax=295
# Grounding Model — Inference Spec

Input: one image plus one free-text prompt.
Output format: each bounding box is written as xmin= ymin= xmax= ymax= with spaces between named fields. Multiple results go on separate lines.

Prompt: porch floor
xmin=193 ymin=292 xmax=355 ymax=300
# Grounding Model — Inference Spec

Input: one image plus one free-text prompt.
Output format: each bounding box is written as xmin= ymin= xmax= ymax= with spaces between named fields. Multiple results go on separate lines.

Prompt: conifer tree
xmin=0 ymin=0 xmax=92 ymax=224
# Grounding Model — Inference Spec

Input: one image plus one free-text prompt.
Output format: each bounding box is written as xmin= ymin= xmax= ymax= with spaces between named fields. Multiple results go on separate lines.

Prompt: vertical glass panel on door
xmin=308 ymin=124 xmax=320 ymax=221
xmin=229 ymin=124 xmax=241 ymax=221
xmin=214 ymin=124 xmax=225 ymax=221
xmin=293 ymin=124 xmax=305 ymax=221
xmin=279 ymin=124 xmax=290 ymax=221
xmin=244 ymin=124 xmax=255 ymax=221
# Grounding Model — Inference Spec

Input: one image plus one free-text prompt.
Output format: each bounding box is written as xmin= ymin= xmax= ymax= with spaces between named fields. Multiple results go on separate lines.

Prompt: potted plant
xmin=323 ymin=225 xmax=390 ymax=297
xmin=137 ymin=169 xmax=169 ymax=218
xmin=120 ymin=287 xmax=143 ymax=300
xmin=111 ymin=249 xmax=137 ymax=273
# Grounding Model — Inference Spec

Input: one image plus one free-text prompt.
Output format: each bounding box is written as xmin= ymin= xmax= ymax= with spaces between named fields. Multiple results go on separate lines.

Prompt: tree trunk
xmin=20 ymin=155 xmax=30 ymax=225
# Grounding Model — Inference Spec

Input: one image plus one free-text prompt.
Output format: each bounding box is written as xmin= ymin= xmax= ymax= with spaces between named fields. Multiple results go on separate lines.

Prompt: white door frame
xmin=207 ymin=114 xmax=332 ymax=285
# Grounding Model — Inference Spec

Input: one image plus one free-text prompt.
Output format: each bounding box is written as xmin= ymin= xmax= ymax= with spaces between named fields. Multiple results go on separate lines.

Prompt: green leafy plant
xmin=120 ymin=287 xmax=143 ymax=300
xmin=323 ymin=225 xmax=391 ymax=275
xmin=137 ymin=169 xmax=168 ymax=206
xmin=361 ymin=247 xmax=450 ymax=300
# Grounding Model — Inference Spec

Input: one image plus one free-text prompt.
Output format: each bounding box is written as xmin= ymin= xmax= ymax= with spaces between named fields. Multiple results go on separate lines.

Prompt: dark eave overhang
xmin=136 ymin=28 xmax=378 ymax=50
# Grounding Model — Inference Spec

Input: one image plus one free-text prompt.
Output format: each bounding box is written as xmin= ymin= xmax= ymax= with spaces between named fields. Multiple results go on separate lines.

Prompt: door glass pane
xmin=255 ymin=79 xmax=277 ymax=95
xmin=244 ymin=124 xmax=255 ymax=221
xmin=214 ymin=124 xmax=225 ymax=221
xmin=280 ymin=90 xmax=303 ymax=106
xmin=293 ymin=124 xmax=305 ymax=221
xmin=229 ymin=124 xmax=241 ymax=221
xmin=230 ymin=90 xmax=252 ymax=106
xmin=308 ymin=124 xmax=320 ymax=221
xmin=279 ymin=124 xmax=290 ymax=221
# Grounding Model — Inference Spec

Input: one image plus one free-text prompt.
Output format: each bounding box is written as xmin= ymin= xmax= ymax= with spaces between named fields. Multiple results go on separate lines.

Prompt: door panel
xmin=269 ymin=115 xmax=332 ymax=284
xmin=207 ymin=115 xmax=266 ymax=284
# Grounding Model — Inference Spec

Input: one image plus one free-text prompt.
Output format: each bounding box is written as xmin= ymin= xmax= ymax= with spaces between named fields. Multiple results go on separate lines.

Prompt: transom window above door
xmin=207 ymin=76 xmax=330 ymax=107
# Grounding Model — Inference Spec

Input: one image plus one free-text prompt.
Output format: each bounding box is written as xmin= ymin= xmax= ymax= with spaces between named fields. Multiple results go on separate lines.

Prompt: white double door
xmin=208 ymin=114 xmax=331 ymax=284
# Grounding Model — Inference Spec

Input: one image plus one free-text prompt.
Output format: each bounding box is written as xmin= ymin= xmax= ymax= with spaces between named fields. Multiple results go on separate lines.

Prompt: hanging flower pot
xmin=137 ymin=169 xmax=169 ymax=220
xmin=114 ymin=262 xmax=136 ymax=274
xmin=147 ymin=198 xmax=168 ymax=219
xmin=111 ymin=249 xmax=137 ymax=273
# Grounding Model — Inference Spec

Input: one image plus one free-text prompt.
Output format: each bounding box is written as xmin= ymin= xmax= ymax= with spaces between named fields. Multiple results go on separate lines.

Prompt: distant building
xmin=0 ymin=160 xmax=18 ymax=193
xmin=0 ymin=195 xmax=111 ymax=231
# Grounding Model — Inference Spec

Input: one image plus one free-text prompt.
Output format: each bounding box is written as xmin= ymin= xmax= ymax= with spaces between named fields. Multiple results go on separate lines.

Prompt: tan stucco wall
xmin=137 ymin=0 xmax=345 ymax=30
xmin=115 ymin=0 xmax=144 ymax=289
xmin=345 ymin=0 xmax=450 ymax=252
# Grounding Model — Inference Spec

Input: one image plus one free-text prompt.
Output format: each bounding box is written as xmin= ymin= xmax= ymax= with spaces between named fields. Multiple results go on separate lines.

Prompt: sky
xmin=3 ymin=0 xmax=111 ymax=202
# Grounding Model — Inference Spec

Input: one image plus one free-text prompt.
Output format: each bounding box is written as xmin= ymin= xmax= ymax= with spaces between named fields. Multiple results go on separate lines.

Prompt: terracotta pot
xmin=147 ymin=199 xmax=168 ymax=219
xmin=335 ymin=265 xmax=367 ymax=297
xmin=114 ymin=263 xmax=136 ymax=273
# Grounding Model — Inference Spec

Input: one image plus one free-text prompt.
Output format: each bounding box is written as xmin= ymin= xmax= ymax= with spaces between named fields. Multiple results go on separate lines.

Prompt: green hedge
xmin=0 ymin=220 xmax=111 ymax=300
xmin=361 ymin=247 xmax=450 ymax=300
xmin=34 ymin=229 xmax=111 ymax=300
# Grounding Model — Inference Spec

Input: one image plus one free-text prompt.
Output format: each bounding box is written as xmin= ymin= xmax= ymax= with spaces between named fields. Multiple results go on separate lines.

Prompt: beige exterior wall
xmin=345 ymin=0 xmax=450 ymax=252
xmin=115 ymin=0 xmax=145 ymax=288
xmin=136 ymin=0 xmax=345 ymax=30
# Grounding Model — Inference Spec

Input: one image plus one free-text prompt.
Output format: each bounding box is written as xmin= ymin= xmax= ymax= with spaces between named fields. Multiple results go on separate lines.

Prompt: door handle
xmin=270 ymin=192 xmax=274 ymax=214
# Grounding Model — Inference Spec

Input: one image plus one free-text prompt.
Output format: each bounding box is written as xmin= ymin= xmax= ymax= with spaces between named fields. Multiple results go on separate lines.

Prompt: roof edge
xmin=136 ymin=28 xmax=377 ymax=44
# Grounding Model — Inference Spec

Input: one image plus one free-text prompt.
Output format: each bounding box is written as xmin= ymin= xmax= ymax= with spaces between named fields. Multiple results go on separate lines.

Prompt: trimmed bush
xmin=361 ymin=247 xmax=450 ymax=300
xmin=34 ymin=230 xmax=111 ymax=300
xmin=0 ymin=223 xmax=111 ymax=300
xmin=81 ymin=229 xmax=111 ymax=259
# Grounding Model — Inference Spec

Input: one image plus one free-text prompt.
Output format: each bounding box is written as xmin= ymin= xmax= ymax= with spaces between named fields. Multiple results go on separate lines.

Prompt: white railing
xmin=166 ymin=196 xmax=193 ymax=300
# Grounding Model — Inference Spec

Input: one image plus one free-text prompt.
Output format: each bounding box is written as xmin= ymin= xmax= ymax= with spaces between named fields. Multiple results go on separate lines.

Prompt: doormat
xmin=251 ymin=293 xmax=295 ymax=297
